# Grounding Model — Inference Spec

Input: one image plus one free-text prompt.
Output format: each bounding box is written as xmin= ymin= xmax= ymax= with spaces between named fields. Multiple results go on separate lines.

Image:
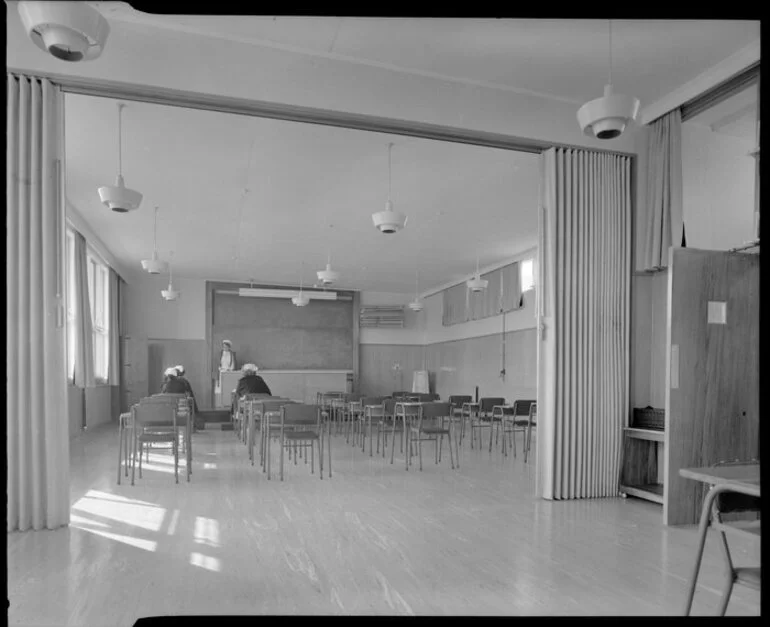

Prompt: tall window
xmin=520 ymin=257 xmax=535 ymax=292
xmin=65 ymin=230 xmax=76 ymax=382
xmin=87 ymin=251 xmax=110 ymax=383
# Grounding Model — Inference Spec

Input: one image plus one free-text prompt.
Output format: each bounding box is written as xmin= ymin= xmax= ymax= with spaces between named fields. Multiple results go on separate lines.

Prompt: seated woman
xmin=160 ymin=366 xmax=188 ymax=394
xmin=231 ymin=363 xmax=272 ymax=415
xmin=174 ymin=364 xmax=198 ymax=413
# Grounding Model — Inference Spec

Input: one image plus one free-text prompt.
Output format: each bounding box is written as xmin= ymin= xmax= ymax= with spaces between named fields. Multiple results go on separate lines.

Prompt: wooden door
xmin=120 ymin=335 xmax=148 ymax=412
xmin=664 ymin=248 xmax=759 ymax=526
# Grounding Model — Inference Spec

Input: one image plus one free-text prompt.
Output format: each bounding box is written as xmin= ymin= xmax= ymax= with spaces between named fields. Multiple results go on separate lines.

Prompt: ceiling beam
xmin=639 ymin=39 xmax=760 ymax=126
xmin=9 ymin=67 xmax=635 ymax=158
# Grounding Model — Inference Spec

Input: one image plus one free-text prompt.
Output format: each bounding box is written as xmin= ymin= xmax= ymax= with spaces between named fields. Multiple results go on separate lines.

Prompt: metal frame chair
xmin=260 ymin=399 xmax=299 ymax=477
xmin=275 ymin=403 xmax=325 ymax=481
xmin=498 ymin=400 xmax=536 ymax=460
xmin=408 ymin=402 xmax=457 ymax=471
xmin=391 ymin=401 xmax=420 ymax=465
xmin=138 ymin=394 xmax=192 ymax=481
xmin=131 ymin=403 xmax=179 ymax=485
xmin=470 ymin=397 xmax=505 ymax=451
xmin=684 ymin=459 xmax=760 ymax=616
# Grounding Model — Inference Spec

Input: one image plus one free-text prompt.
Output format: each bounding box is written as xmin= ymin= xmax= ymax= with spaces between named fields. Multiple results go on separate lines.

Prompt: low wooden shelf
xmin=620 ymin=427 xmax=665 ymax=505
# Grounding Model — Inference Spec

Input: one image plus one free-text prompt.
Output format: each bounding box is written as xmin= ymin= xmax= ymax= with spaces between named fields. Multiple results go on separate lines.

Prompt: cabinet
xmin=620 ymin=428 xmax=664 ymax=504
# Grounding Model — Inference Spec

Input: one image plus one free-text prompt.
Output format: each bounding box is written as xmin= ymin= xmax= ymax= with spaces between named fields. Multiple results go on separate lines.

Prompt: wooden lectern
xmin=216 ymin=370 xmax=242 ymax=409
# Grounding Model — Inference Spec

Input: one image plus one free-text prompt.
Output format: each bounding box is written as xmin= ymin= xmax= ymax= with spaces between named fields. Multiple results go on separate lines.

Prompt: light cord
xmin=153 ymin=206 xmax=158 ymax=253
xmin=608 ymin=20 xmax=613 ymax=87
xmin=388 ymin=142 xmax=394 ymax=201
xmin=117 ymin=103 xmax=125 ymax=177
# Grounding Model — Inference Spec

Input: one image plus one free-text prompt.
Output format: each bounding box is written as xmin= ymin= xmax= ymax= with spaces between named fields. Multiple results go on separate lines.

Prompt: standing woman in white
xmin=219 ymin=340 xmax=238 ymax=372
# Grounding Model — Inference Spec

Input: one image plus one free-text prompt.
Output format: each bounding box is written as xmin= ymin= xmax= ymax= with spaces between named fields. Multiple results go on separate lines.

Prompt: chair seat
xmin=418 ymin=427 xmax=450 ymax=435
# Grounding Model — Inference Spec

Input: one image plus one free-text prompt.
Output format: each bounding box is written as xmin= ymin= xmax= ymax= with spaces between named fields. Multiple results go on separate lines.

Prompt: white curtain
xmin=7 ymin=73 xmax=70 ymax=531
xmin=73 ymin=231 xmax=94 ymax=389
xmin=108 ymin=269 xmax=120 ymax=386
xmin=642 ymin=109 xmax=683 ymax=270
xmin=537 ymin=148 xmax=631 ymax=500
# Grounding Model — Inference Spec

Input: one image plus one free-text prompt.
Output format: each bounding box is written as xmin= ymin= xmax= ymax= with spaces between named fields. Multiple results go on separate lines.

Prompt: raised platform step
xmin=204 ymin=422 xmax=234 ymax=431
xmin=196 ymin=409 xmax=231 ymax=424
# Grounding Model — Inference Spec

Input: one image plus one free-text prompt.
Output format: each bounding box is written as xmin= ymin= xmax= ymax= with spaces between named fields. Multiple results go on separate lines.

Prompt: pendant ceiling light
xmin=316 ymin=250 xmax=340 ymax=286
xmin=372 ymin=142 xmax=407 ymax=234
xmin=141 ymin=206 xmax=168 ymax=274
xmin=293 ymin=263 xmax=310 ymax=307
xmin=466 ymin=254 xmax=488 ymax=293
xmin=98 ymin=102 xmax=143 ymax=212
xmin=161 ymin=254 xmax=180 ymax=301
xmin=577 ymin=20 xmax=640 ymax=140
xmin=408 ymin=270 xmax=424 ymax=312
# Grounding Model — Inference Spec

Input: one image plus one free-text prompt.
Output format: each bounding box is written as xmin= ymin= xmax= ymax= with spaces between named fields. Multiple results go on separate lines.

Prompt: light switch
xmin=708 ymin=301 xmax=727 ymax=324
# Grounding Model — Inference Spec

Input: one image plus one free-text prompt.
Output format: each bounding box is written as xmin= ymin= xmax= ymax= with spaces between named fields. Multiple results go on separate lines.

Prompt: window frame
xmin=86 ymin=248 xmax=111 ymax=385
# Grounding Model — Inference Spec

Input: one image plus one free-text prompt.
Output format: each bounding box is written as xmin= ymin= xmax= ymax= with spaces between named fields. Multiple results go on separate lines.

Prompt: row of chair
xmin=313 ymin=392 xmax=537 ymax=461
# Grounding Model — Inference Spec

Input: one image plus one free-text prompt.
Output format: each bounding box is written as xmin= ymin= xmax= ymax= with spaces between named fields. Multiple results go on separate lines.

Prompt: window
xmin=87 ymin=251 xmax=110 ymax=383
xmin=65 ymin=230 xmax=76 ymax=382
xmin=520 ymin=258 xmax=535 ymax=292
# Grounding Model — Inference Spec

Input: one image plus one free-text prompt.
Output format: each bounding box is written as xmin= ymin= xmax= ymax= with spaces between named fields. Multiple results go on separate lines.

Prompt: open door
xmin=664 ymin=247 xmax=759 ymax=526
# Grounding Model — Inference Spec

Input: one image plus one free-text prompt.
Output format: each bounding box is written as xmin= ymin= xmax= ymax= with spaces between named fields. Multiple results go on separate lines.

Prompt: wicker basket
xmin=633 ymin=406 xmax=665 ymax=430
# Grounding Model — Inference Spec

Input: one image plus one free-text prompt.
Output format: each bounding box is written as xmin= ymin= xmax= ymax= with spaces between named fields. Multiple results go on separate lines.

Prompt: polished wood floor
xmin=8 ymin=421 xmax=760 ymax=623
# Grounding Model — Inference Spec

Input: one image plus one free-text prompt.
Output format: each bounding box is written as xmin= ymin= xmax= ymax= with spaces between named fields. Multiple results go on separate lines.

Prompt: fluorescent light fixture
xmin=238 ymin=288 xmax=337 ymax=301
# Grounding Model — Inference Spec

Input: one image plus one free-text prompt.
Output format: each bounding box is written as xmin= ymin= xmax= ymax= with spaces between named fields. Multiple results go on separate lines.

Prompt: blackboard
xmin=212 ymin=293 xmax=353 ymax=370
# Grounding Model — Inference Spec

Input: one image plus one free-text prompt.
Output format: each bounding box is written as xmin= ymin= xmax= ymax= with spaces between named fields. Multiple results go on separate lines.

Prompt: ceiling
xmin=54 ymin=8 xmax=760 ymax=293
xmin=686 ymin=82 xmax=759 ymax=141
xmin=65 ymin=93 xmax=539 ymax=293
xmin=97 ymin=6 xmax=759 ymax=109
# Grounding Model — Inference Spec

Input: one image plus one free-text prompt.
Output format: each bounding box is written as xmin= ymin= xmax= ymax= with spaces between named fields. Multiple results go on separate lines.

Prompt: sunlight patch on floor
xmin=194 ymin=516 xmax=220 ymax=548
xmin=72 ymin=492 xmax=167 ymax=532
xmin=190 ymin=552 xmax=221 ymax=572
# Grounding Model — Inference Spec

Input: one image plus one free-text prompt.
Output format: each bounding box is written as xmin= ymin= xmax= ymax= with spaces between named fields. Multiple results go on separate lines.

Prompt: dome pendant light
xmin=466 ymin=253 xmax=489 ymax=293
xmin=372 ymin=142 xmax=407 ymax=234
xmin=161 ymin=254 xmax=180 ymax=301
xmin=316 ymin=249 xmax=340 ymax=286
xmin=98 ymin=102 xmax=143 ymax=212
xmin=293 ymin=263 xmax=310 ymax=307
xmin=408 ymin=270 xmax=424 ymax=312
xmin=141 ymin=206 xmax=168 ymax=274
xmin=577 ymin=20 xmax=640 ymax=140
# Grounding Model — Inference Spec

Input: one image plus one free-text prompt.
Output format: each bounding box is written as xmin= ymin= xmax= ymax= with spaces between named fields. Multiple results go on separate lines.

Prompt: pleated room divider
xmin=537 ymin=147 xmax=632 ymax=500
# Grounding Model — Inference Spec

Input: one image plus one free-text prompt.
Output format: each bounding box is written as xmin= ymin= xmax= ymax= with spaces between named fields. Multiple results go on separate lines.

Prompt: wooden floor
xmin=8 ymin=421 xmax=760 ymax=623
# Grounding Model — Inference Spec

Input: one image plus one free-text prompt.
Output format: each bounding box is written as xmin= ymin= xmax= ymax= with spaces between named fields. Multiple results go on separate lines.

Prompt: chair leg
xmin=418 ymin=436 xmax=423 ymax=471
xmin=174 ymin=438 xmax=179 ymax=484
xmin=117 ymin=425 xmax=123 ymax=485
xmin=327 ymin=422 xmax=332 ymax=478
xmin=131 ymin=436 xmax=137 ymax=486
xmin=447 ymin=430 xmax=455 ymax=469
xmin=280 ymin=432 xmax=285 ymax=481
xmin=716 ymin=573 xmax=735 ymax=616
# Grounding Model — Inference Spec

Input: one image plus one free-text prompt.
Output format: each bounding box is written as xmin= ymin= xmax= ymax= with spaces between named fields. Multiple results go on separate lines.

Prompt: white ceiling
xmin=53 ymin=8 xmax=760 ymax=293
xmin=65 ymin=93 xmax=539 ymax=293
xmin=97 ymin=6 xmax=759 ymax=108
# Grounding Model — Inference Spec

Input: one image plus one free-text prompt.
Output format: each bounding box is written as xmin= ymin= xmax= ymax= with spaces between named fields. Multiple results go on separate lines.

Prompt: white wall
xmin=423 ymin=248 xmax=538 ymax=344
xmin=123 ymin=274 xmax=207 ymax=340
xmin=359 ymin=291 xmax=425 ymax=345
xmin=681 ymin=122 xmax=756 ymax=250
